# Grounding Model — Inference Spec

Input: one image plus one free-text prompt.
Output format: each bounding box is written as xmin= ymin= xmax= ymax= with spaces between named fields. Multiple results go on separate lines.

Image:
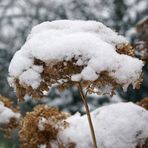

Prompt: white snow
xmin=57 ymin=102 xmax=148 ymax=148
xmin=0 ymin=101 xmax=20 ymax=125
xmin=38 ymin=117 xmax=47 ymax=131
xmin=19 ymin=68 xmax=42 ymax=89
xmin=38 ymin=144 xmax=46 ymax=148
xmin=8 ymin=20 xmax=143 ymax=91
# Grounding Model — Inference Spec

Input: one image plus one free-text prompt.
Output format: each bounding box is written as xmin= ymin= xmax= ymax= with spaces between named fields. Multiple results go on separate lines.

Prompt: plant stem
xmin=78 ymin=83 xmax=98 ymax=148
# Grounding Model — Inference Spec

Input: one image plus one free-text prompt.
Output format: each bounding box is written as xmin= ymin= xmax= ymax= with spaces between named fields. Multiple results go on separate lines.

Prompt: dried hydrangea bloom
xmin=8 ymin=20 xmax=143 ymax=100
xmin=0 ymin=96 xmax=20 ymax=137
xmin=19 ymin=105 xmax=73 ymax=148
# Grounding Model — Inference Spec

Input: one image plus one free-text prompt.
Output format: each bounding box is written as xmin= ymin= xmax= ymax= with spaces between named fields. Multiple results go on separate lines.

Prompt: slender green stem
xmin=78 ymin=83 xmax=98 ymax=148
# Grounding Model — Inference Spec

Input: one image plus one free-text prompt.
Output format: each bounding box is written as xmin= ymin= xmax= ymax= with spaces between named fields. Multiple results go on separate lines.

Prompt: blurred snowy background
xmin=0 ymin=0 xmax=148 ymax=146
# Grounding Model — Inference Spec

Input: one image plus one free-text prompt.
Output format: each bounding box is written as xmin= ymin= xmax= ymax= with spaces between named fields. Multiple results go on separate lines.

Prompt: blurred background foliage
xmin=0 ymin=0 xmax=148 ymax=147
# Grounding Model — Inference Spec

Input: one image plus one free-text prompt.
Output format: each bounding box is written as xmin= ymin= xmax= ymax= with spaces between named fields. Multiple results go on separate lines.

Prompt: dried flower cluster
xmin=14 ymin=43 xmax=141 ymax=101
xmin=0 ymin=96 xmax=20 ymax=137
xmin=19 ymin=105 xmax=75 ymax=148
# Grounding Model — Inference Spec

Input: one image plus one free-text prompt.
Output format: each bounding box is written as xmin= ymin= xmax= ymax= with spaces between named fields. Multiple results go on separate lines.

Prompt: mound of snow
xmin=0 ymin=102 xmax=20 ymax=124
xmin=58 ymin=102 xmax=148 ymax=148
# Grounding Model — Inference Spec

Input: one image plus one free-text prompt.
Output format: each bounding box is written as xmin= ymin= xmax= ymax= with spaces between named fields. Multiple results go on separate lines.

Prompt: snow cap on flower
xmin=8 ymin=20 xmax=143 ymax=100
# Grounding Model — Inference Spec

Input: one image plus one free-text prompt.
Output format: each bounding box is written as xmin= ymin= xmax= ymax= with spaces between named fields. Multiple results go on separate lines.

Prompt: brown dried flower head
xmin=19 ymin=105 xmax=73 ymax=148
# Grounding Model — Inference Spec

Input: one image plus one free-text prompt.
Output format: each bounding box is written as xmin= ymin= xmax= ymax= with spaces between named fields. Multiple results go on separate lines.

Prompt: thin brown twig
xmin=84 ymin=84 xmax=91 ymax=98
xmin=78 ymin=82 xmax=98 ymax=148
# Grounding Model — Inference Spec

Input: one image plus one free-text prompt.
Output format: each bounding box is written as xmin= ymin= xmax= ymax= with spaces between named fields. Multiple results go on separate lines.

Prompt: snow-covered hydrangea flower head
xmin=8 ymin=20 xmax=143 ymax=100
